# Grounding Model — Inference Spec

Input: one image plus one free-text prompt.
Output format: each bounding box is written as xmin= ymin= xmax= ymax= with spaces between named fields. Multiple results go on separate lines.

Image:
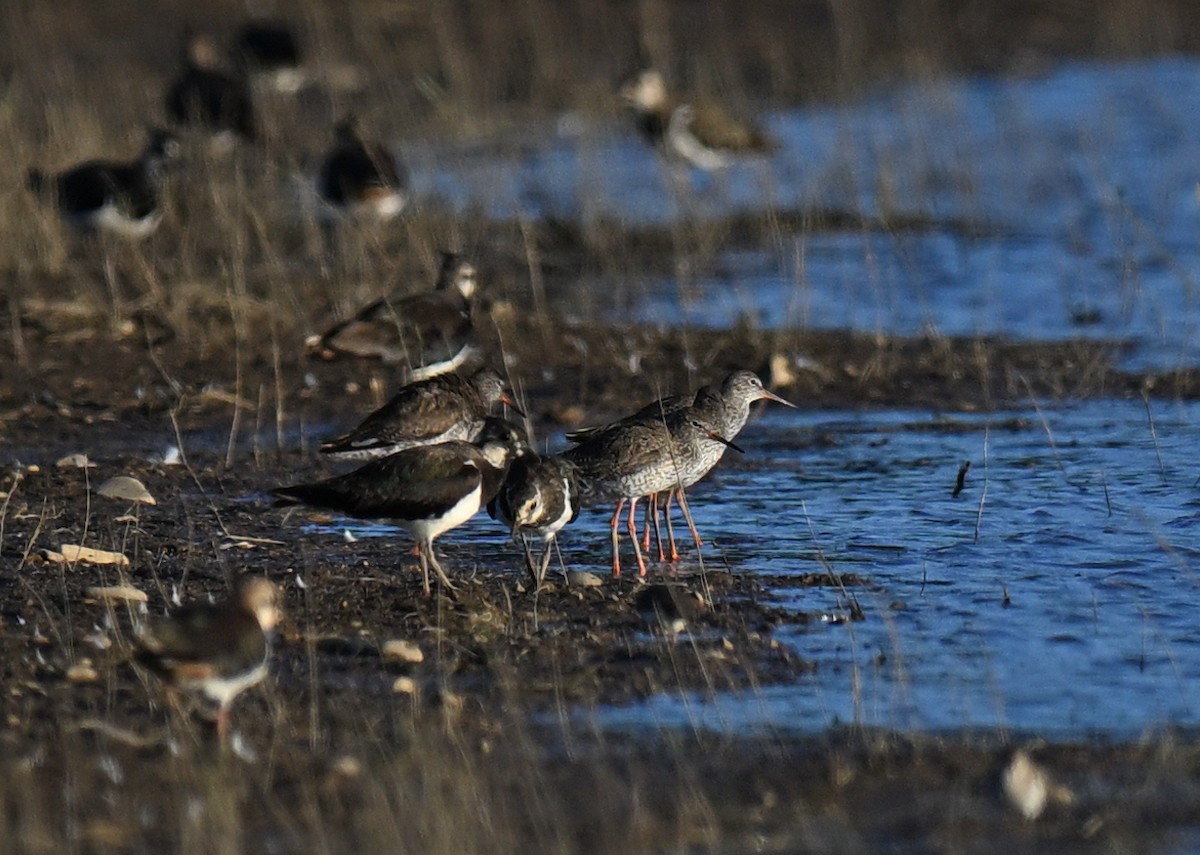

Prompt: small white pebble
xmin=330 ymin=755 xmax=362 ymax=778
xmin=95 ymin=475 xmax=156 ymax=506
xmin=230 ymin=733 xmax=257 ymax=763
xmin=55 ymin=453 xmax=94 ymax=469
xmin=382 ymin=639 xmax=424 ymax=664
xmin=566 ymin=570 xmax=604 ymax=588
xmin=66 ymin=662 xmax=99 ymax=683
xmin=1002 ymin=750 xmax=1048 ymax=820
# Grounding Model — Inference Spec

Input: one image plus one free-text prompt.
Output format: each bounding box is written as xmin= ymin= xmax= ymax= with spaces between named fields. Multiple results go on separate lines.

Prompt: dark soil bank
xmin=2 ymin=305 xmax=1200 ymax=852
xmin=5 ymin=0 xmax=1200 ymax=848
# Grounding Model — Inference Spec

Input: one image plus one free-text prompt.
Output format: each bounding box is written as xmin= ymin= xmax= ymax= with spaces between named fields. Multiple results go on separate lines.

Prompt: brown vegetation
xmin=3 ymin=1 xmax=1200 ymax=852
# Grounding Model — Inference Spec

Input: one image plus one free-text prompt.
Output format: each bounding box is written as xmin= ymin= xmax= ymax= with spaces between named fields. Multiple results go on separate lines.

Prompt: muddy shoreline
xmin=2 ymin=303 xmax=1199 ymax=850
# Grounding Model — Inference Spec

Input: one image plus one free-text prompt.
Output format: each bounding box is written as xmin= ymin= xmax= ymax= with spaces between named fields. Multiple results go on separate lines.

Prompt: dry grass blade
xmin=86 ymin=584 xmax=148 ymax=603
xmin=56 ymin=544 xmax=131 ymax=566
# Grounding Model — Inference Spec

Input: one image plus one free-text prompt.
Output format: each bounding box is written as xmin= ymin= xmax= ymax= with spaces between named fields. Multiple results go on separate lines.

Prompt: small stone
xmin=67 ymin=662 xmax=99 ymax=683
xmin=1002 ymin=750 xmax=1049 ymax=820
xmin=566 ymin=570 xmax=604 ymax=588
xmin=768 ymin=353 xmax=796 ymax=387
xmin=83 ymin=631 xmax=113 ymax=650
xmin=96 ymin=476 xmax=156 ymax=506
xmin=330 ymin=755 xmax=362 ymax=778
xmin=392 ymin=676 xmax=418 ymax=695
xmin=381 ymin=639 xmax=424 ymax=665
xmin=56 ymin=453 xmax=94 ymax=469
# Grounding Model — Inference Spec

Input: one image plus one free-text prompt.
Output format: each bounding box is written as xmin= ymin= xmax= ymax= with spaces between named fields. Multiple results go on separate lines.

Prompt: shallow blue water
xmin=574 ymin=399 xmax=1200 ymax=737
xmin=404 ymin=57 xmax=1200 ymax=372
xmin=319 ymin=399 xmax=1200 ymax=737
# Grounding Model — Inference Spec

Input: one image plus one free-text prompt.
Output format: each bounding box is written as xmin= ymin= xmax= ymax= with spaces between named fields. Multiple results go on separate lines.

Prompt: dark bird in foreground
xmin=26 ymin=128 xmax=180 ymax=239
xmin=135 ymin=576 xmax=282 ymax=742
xmin=320 ymin=367 xmax=522 ymax=461
xmin=166 ymin=31 xmax=256 ymax=145
xmin=311 ymin=251 xmax=478 ymax=378
xmin=273 ymin=419 xmax=526 ymax=595
xmin=633 ymin=583 xmax=704 ymax=637
xmin=620 ymin=69 xmax=775 ymax=171
xmin=317 ymin=116 xmax=407 ymax=220
xmin=488 ymin=452 xmax=581 ymax=588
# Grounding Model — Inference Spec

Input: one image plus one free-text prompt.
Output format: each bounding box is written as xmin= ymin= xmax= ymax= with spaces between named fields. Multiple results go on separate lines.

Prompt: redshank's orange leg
xmin=676 ymin=488 xmax=704 ymax=551
xmin=609 ymin=500 xmax=626 ymax=578
xmin=626 ymin=497 xmax=648 ymax=576
xmin=662 ymin=489 xmax=681 ymax=561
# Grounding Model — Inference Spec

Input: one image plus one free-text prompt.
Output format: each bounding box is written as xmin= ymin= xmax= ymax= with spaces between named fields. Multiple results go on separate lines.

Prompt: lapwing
xmin=273 ymin=418 xmax=526 ymax=596
xmin=135 ymin=576 xmax=282 ymax=743
xmin=312 ymin=251 xmax=478 ymax=379
xmin=488 ymin=452 xmax=581 ymax=588
xmin=316 ymin=116 xmax=407 ymax=220
xmin=27 ymin=128 xmax=180 ymax=239
xmin=320 ymin=367 xmax=522 ymax=461
xmin=620 ymin=69 xmax=774 ymax=170
xmin=166 ymin=31 xmax=256 ymax=146
xmin=233 ymin=20 xmax=306 ymax=94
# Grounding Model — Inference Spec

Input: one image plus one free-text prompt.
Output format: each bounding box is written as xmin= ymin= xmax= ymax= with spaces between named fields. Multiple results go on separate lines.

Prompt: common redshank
xmin=567 ymin=371 xmax=794 ymax=563
xmin=564 ymin=397 xmax=741 ymax=578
